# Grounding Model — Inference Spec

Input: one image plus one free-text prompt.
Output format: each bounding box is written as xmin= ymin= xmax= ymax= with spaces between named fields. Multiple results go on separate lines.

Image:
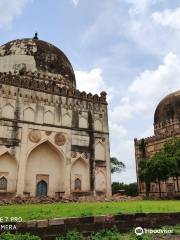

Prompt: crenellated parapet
xmin=135 ymin=126 xmax=180 ymax=146
xmin=0 ymin=72 xmax=107 ymax=104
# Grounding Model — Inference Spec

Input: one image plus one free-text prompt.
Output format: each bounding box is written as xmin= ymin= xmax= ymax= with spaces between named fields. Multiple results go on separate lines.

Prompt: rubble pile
xmin=0 ymin=194 xmax=144 ymax=205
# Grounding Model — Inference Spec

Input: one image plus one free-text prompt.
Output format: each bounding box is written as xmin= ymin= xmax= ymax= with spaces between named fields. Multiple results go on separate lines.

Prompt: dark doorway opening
xmin=36 ymin=180 xmax=47 ymax=197
xmin=75 ymin=178 xmax=81 ymax=191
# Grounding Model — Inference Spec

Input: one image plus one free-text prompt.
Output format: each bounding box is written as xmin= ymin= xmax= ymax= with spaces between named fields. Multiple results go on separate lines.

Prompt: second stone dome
xmin=154 ymin=90 xmax=180 ymax=126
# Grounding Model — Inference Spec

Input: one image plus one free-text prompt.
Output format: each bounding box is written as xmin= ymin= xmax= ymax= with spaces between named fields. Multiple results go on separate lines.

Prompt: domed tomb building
xmin=134 ymin=91 xmax=180 ymax=197
xmin=0 ymin=37 xmax=111 ymax=198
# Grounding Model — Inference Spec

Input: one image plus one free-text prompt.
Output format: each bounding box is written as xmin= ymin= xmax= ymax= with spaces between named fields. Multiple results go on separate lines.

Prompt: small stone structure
xmin=0 ymin=37 xmax=111 ymax=198
xmin=135 ymin=91 xmax=180 ymax=197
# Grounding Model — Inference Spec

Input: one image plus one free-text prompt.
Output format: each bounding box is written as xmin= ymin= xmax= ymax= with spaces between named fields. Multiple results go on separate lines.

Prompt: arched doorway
xmin=25 ymin=141 xmax=65 ymax=196
xmin=37 ymin=180 xmax=47 ymax=197
xmin=75 ymin=178 xmax=81 ymax=191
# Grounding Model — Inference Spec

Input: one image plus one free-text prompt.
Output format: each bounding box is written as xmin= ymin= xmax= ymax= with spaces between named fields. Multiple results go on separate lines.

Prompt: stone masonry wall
xmin=0 ymin=213 xmax=180 ymax=239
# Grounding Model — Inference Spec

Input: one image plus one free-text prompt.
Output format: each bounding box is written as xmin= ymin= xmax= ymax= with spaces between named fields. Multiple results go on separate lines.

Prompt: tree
xmin=111 ymin=182 xmax=138 ymax=196
xmin=138 ymin=160 xmax=152 ymax=197
xmin=124 ymin=183 xmax=138 ymax=196
xmin=138 ymin=138 xmax=180 ymax=198
xmin=110 ymin=157 xmax=126 ymax=174
xmin=163 ymin=138 xmax=180 ymax=192
xmin=112 ymin=182 xmax=125 ymax=194
xmin=149 ymin=150 xmax=175 ymax=198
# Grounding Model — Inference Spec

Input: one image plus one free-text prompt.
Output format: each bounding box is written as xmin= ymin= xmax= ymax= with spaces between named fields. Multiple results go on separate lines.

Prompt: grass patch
xmin=0 ymin=226 xmax=180 ymax=239
xmin=0 ymin=200 xmax=180 ymax=221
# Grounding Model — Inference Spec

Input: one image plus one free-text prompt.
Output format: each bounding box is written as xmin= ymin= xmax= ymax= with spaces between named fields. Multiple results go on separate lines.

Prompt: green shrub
xmin=56 ymin=230 xmax=83 ymax=240
xmin=91 ymin=227 xmax=120 ymax=240
xmin=112 ymin=182 xmax=138 ymax=196
xmin=0 ymin=232 xmax=40 ymax=240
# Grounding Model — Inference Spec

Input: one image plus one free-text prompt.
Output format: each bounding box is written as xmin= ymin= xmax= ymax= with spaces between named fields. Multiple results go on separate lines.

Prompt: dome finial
xmin=33 ymin=32 xmax=39 ymax=40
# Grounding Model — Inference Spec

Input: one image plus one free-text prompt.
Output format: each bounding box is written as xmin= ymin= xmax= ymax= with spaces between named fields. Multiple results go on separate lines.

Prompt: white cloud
xmin=152 ymin=8 xmax=180 ymax=30
xmin=112 ymin=168 xmax=137 ymax=183
xmin=75 ymin=68 xmax=107 ymax=95
xmin=72 ymin=0 xmax=79 ymax=7
xmin=81 ymin=1 xmax=126 ymax=44
xmin=81 ymin=0 xmax=177 ymax=59
xmin=110 ymin=122 xmax=127 ymax=139
xmin=129 ymin=52 xmax=180 ymax=98
xmin=78 ymin=2 xmax=180 ymax=183
xmin=0 ymin=0 xmax=30 ymax=28
xmin=110 ymin=52 xmax=180 ymax=183
xmin=139 ymin=126 xmax=154 ymax=138
xmin=111 ymin=52 xmax=180 ymax=125
xmin=128 ymin=0 xmax=154 ymax=16
xmin=110 ymin=99 xmax=146 ymax=123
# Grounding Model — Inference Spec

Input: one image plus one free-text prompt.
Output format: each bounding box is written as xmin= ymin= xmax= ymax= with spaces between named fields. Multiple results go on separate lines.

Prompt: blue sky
xmin=1 ymin=0 xmax=180 ymax=183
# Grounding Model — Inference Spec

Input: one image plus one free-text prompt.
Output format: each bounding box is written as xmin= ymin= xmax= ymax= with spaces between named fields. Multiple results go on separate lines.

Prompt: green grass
xmin=0 ymin=200 xmax=180 ymax=221
xmin=56 ymin=225 xmax=180 ymax=240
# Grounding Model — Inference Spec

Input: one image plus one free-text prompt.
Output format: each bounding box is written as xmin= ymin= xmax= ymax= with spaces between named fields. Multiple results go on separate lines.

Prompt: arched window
xmin=75 ymin=178 xmax=81 ymax=191
xmin=0 ymin=176 xmax=7 ymax=190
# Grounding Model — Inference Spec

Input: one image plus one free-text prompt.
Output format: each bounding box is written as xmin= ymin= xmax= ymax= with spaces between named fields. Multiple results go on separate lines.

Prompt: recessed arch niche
xmin=24 ymin=107 xmax=35 ymax=122
xmin=2 ymin=104 xmax=14 ymax=119
xmin=44 ymin=110 xmax=54 ymax=124
xmin=0 ymin=152 xmax=17 ymax=192
xmin=95 ymin=142 xmax=105 ymax=160
xmin=71 ymin=157 xmax=89 ymax=191
xmin=62 ymin=113 xmax=71 ymax=127
xmin=94 ymin=119 xmax=103 ymax=131
xmin=24 ymin=141 xmax=65 ymax=196
xmin=79 ymin=116 xmax=88 ymax=128
xmin=95 ymin=170 xmax=106 ymax=192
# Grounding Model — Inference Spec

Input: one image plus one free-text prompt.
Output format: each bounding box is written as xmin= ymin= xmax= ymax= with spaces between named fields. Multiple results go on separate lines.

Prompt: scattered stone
xmin=0 ymin=194 xmax=145 ymax=205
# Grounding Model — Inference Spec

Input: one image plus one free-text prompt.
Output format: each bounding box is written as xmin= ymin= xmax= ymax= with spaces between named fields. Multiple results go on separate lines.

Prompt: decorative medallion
xmin=54 ymin=133 xmax=66 ymax=146
xmin=29 ymin=130 xmax=41 ymax=143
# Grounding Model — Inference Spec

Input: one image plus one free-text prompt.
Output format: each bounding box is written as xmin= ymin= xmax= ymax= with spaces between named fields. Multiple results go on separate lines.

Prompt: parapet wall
xmin=0 ymin=72 xmax=107 ymax=104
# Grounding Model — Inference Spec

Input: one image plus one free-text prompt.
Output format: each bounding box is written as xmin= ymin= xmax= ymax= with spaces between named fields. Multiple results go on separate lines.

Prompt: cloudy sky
xmin=1 ymin=0 xmax=180 ymax=183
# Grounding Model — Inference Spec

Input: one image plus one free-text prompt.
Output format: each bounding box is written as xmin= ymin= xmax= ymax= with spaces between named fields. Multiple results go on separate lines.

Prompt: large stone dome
xmin=0 ymin=38 xmax=76 ymax=88
xmin=154 ymin=91 xmax=180 ymax=126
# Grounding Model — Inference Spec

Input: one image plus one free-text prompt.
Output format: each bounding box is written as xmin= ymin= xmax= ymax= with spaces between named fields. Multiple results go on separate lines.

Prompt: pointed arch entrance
xmin=24 ymin=141 xmax=65 ymax=197
xmin=37 ymin=180 xmax=47 ymax=197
